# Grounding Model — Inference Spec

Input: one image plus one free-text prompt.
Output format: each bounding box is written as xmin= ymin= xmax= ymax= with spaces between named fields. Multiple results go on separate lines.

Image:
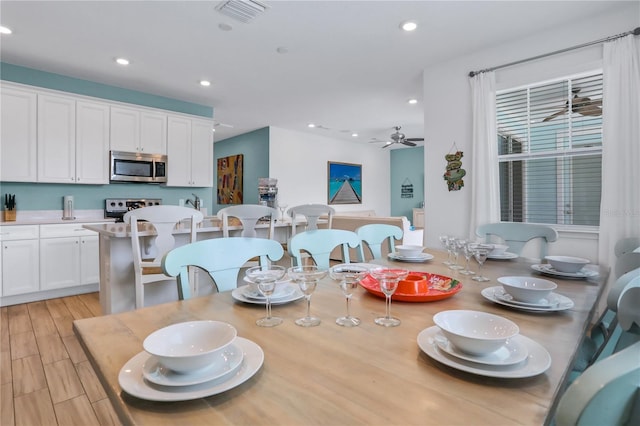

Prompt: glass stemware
xmin=370 ymin=267 xmax=409 ymax=327
xmin=459 ymin=242 xmax=476 ymax=275
xmin=278 ymin=203 xmax=288 ymax=222
xmin=448 ymin=237 xmax=464 ymax=270
xmin=471 ymin=245 xmax=492 ymax=282
xmin=329 ymin=264 xmax=369 ymax=327
xmin=439 ymin=235 xmax=453 ymax=265
xmin=245 ymin=265 xmax=287 ymax=327
xmin=288 ymin=265 xmax=328 ymax=327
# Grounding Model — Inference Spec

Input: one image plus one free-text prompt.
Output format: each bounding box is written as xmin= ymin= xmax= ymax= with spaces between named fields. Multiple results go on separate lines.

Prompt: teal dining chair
xmin=288 ymin=229 xmax=361 ymax=270
xmin=355 ymin=223 xmax=403 ymax=261
xmin=555 ymin=276 xmax=640 ymax=426
xmin=475 ymin=222 xmax=558 ymax=259
xmin=161 ymin=237 xmax=284 ymax=299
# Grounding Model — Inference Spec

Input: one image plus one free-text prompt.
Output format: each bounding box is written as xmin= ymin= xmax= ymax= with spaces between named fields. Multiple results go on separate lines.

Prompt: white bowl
xmin=490 ymin=244 xmax=509 ymax=256
xmin=396 ymin=245 xmax=424 ymax=257
xmin=143 ymin=321 xmax=237 ymax=373
xmin=545 ymin=255 xmax=590 ymax=273
xmin=433 ymin=310 xmax=519 ymax=356
xmin=498 ymin=276 xmax=558 ymax=303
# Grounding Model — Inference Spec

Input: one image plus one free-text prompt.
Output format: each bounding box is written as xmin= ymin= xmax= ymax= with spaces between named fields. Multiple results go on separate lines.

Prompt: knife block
xmin=3 ymin=210 xmax=16 ymax=222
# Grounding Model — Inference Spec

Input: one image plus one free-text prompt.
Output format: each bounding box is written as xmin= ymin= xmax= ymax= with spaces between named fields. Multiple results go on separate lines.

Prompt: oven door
xmin=110 ymin=151 xmax=167 ymax=183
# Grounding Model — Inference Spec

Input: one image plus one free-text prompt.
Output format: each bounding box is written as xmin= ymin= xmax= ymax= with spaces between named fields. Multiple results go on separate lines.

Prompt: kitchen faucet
xmin=185 ymin=194 xmax=201 ymax=210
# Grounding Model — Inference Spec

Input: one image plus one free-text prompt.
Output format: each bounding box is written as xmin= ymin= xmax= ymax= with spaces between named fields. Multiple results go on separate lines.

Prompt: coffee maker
xmin=258 ymin=178 xmax=278 ymax=208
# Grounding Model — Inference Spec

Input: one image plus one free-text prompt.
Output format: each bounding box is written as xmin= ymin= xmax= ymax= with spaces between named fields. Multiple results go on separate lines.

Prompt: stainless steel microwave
xmin=110 ymin=151 xmax=167 ymax=183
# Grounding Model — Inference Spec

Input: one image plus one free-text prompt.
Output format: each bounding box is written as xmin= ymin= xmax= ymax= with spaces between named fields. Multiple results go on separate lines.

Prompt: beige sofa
xmin=329 ymin=211 xmax=422 ymax=261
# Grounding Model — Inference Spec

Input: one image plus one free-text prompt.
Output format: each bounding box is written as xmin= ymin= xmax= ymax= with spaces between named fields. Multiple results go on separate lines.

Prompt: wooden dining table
xmin=73 ymin=250 xmax=607 ymax=425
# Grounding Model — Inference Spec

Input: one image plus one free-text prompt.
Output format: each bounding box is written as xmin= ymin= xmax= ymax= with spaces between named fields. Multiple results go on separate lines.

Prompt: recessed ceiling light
xmin=115 ymin=58 xmax=129 ymax=66
xmin=200 ymin=80 xmax=211 ymax=87
xmin=351 ymin=133 xmax=358 ymax=137
xmin=401 ymin=21 xmax=417 ymax=32
xmin=0 ymin=26 xmax=12 ymax=35
xmin=307 ymin=123 xmax=316 ymax=128
xmin=408 ymin=99 xmax=418 ymax=104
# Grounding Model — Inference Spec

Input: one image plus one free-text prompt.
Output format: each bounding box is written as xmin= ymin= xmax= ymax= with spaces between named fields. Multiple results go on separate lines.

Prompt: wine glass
xmin=288 ymin=265 xmax=328 ymax=327
xmin=278 ymin=203 xmax=288 ymax=222
xmin=439 ymin=235 xmax=453 ymax=265
xmin=329 ymin=264 xmax=369 ymax=327
xmin=245 ymin=265 xmax=287 ymax=327
xmin=370 ymin=267 xmax=409 ymax=327
xmin=448 ymin=237 xmax=464 ymax=270
xmin=471 ymin=245 xmax=492 ymax=282
xmin=459 ymin=242 xmax=476 ymax=275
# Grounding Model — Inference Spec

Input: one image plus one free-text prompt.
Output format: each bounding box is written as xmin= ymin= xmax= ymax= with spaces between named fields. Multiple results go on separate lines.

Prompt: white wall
xmin=421 ymin=4 xmax=638 ymax=262
xmin=269 ymin=126 xmax=392 ymax=216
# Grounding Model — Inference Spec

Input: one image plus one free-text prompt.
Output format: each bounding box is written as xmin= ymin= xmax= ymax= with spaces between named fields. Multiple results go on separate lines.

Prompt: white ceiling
xmin=0 ymin=1 xmax=629 ymax=145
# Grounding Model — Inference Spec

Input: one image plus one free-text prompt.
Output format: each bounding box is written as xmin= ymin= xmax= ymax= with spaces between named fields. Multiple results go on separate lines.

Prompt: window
xmin=496 ymin=71 xmax=603 ymax=227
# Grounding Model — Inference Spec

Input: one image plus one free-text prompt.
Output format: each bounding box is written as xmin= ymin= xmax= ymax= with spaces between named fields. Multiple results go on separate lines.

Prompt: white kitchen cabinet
xmin=37 ymin=93 xmax=77 ymax=183
xmin=1 ymin=85 xmax=38 ymax=182
xmin=1 ymin=225 xmax=40 ymax=296
xmin=76 ymin=100 xmax=110 ymax=184
xmin=110 ymin=105 xmax=167 ymax=154
xmin=166 ymin=115 xmax=214 ymax=187
xmin=39 ymin=224 xmax=100 ymax=291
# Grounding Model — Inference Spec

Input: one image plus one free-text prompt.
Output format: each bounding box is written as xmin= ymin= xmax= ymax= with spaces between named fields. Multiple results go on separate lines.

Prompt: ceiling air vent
xmin=215 ymin=0 xmax=269 ymax=23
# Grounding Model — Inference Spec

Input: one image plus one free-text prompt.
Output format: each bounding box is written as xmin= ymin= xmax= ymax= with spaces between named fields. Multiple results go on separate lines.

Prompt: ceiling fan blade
xmin=404 ymin=138 xmax=424 ymax=142
xmin=381 ymin=142 xmax=394 ymax=149
xmin=401 ymin=141 xmax=417 ymax=147
xmin=542 ymin=107 xmax=568 ymax=122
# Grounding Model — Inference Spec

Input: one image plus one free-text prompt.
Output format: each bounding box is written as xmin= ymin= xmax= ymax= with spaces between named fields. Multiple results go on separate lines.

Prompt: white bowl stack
xmin=143 ymin=320 xmax=239 ymax=374
xmin=433 ymin=310 xmax=519 ymax=356
xmin=396 ymin=245 xmax=425 ymax=257
xmin=544 ymin=255 xmax=590 ymax=273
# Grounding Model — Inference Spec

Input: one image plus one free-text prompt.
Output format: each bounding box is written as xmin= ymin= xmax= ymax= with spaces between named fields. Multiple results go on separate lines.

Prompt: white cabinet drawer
xmin=40 ymin=223 xmax=99 ymax=238
xmin=0 ymin=225 xmax=39 ymax=241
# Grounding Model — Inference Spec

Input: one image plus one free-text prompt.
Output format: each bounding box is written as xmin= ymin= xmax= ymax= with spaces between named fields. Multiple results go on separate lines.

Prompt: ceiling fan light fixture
xmin=400 ymin=21 xmax=417 ymax=32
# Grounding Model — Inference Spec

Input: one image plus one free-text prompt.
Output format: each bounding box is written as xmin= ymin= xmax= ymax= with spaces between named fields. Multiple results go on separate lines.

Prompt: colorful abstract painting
xmin=217 ymin=154 xmax=243 ymax=204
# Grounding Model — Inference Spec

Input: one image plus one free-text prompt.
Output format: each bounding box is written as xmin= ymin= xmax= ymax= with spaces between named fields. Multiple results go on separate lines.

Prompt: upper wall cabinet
xmin=37 ymin=93 xmax=77 ymax=183
xmin=0 ymin=86 xmax=37 ymax=182
xmin=76 ymin=101 xmax=110 ymax=184
xmin=166 ymin=115 xmax=214 ymax=187
xmin=110 ymin=106 xmax=167 ymax=154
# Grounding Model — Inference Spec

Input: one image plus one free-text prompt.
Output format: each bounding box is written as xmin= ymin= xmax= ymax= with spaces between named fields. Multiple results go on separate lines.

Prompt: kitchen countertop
xmin=0 ymin=209 xmax=115 ymax=225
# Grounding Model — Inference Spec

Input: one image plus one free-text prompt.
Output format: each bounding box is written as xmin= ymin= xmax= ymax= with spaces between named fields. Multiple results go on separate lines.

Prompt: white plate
xmin=119 ymin=337 xmax=263 ymax=402
xmin=433 ymin=330 xmax=528 ymax=366
xmin=388 ymin=252 xmax=434 ymax=262
xmin=494 ymin=288 xmax=556 ymax=308
xmin=142 ymin=343 xmax=244 ymax=387
xmin=417 ymin=326 xmax=551 ymax=378
xmin=531 ymin=264 xmax=599 ymax=279
xmin=241 ymin=283 xmax=296 ymax=301
xmin=232 ymin=284 xmax=304 ymax=305
xmin=481 ymin=286 xmax=574 ymax=312
xmin=487 ymin=252 xmax=518 ymax=260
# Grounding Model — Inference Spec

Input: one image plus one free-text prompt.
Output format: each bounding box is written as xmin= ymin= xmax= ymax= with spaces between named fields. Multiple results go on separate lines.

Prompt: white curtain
xmin=599 ymin=35 xmax=640 ymax=296
xmin=469 ymin=72 xmax=500 ymax=239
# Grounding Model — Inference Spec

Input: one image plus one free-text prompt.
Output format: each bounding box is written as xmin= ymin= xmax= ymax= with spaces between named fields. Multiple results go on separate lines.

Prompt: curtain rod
xmin=468 ymin=27 xmax=640 ymax=78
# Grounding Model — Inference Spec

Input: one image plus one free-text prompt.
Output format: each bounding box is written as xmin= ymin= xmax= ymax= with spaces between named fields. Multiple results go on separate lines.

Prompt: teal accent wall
xmin=213 ymin=128 xmax=270 ymax=214
xmin=0 ymin=63 xmax=214 ymax=212
xmin=1 ymin=63 xmax=213 ymax=117
xmin=390 ymin=147 xmax=424 ymax=223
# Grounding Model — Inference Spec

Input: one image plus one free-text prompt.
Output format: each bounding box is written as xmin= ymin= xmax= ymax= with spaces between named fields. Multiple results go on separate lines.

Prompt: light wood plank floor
xmin=1 ymin=293 xmax=121 ymax=426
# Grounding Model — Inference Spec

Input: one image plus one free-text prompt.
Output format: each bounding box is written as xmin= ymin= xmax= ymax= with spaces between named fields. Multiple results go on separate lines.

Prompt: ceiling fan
xmin=542 ymin=87 xmax=602 ymax=122
xmin=370 ymin=126 xmax=424 ymax=148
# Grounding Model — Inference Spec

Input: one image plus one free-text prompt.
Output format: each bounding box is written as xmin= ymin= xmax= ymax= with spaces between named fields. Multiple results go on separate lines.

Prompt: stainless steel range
xmin=105 ymin=198 xmax=163 ymax=222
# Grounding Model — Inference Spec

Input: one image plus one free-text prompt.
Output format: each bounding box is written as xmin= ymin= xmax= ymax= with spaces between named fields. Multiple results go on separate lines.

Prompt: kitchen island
xmin=84 ymin=218 xmax=294 ymax=314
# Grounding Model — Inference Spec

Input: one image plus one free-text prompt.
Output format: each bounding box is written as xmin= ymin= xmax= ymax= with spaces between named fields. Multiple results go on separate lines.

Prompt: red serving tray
xmin=359 ymin=271 xmax=462 ymax=302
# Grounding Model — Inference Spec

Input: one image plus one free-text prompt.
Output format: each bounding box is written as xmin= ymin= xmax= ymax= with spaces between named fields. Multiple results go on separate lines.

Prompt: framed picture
xmin=327 ymin=161 xmax=362 ymax=205
xmin=217 ymin=154 xmax=243 ymax=204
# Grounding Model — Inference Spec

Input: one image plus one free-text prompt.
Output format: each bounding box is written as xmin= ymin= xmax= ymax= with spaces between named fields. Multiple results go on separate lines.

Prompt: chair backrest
xmin=287 ymin=204 xmax=335 ymax=237
xmin=355 ymin=223 xmax=403 ymax=261
xmin=614 ymin=237 xmax=640 ymax=257
xmin=162 ymin=237 xmax=284 ymax=298
xmin=555 ymin=280 xmax=640 ymax=426
xmin=288 ymin=229 xmax=361 ymax=269
xmin=217 ymin=204 xmax=277 ymax=239
xmin=123 ymin=205 xmax=204 ymax=266
xmin=614 ymin=252 xmax=640 ymax=279
xmin=475 ymin=222 xmax=558 ymax=259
